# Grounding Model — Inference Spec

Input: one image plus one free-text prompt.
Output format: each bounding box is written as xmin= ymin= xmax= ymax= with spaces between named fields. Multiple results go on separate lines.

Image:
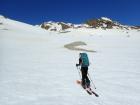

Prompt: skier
xmin=76 ymin=53 xmax=90 ymax=89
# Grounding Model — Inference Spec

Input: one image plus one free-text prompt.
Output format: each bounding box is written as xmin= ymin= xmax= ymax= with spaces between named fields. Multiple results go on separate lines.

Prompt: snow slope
xmin=0 ymin=16 xmax=140 ymax=105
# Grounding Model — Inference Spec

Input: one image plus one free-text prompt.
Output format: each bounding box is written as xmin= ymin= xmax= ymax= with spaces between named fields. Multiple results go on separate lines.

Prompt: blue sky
xmin=0 ymin=0 xmax=140 ymax=25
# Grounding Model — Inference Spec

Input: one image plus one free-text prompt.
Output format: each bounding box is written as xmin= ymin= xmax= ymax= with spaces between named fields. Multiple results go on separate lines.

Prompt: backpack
xmin=80 ymin=53 xmax=89 ymax=67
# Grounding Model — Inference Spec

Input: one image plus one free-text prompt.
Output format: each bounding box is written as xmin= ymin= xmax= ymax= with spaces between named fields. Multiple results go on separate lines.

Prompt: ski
xmin=76 ymin=80 xmax=99 ymax=97
xmin=77 ymin=80 xmax=92 ymax=95
xmin=85 ymin=89 xmax=92 ymax=95
xmin=88 ymin=87 xmax=99 ymax=97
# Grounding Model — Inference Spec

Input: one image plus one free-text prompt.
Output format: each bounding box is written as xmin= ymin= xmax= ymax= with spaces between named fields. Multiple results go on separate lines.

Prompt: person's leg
xmin=81 ymin=67 xmax=86 ymax=87
xmin=84 ymin=67 xmax=90 ymax=87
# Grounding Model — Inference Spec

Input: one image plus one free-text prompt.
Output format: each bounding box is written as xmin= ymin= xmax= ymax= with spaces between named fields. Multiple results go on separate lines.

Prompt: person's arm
xmin=79 ymin=58 xmax=82 ymax=65
xmin=76 ymin=58 xmax=82 ymax=67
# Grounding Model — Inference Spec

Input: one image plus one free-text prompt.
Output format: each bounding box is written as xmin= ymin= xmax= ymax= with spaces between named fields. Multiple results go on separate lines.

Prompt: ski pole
xmin=76 ymin=66 xmax=82 ymax=79
xmin=88 ymin=73 xmax=96 ymax=89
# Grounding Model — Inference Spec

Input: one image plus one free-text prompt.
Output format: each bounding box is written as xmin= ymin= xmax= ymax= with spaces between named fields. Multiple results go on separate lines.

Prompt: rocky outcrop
xmin=85 ymin=17 xmax=119 ymax=29
xmin=40 ymin=21 xmax=72 ymax=31
xmin=58 ymin=22 xmax=72 ymax=30
xmin=64 ymin=41 xmax=96 ymax=52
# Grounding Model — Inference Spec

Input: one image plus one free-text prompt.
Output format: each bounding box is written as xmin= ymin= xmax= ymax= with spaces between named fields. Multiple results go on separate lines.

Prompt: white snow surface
xmin=0 ymin=17 xmax=140 ymax=105
xmin=101 ymin=17 xmax=112 ymax=21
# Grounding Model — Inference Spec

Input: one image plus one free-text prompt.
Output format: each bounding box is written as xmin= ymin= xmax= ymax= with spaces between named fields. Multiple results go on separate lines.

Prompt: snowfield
xmin=0 ymin=16 xmax=140 ymax=105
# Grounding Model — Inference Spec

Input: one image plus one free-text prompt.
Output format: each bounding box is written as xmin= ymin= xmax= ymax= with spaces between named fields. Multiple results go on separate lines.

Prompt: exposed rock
xmin=58 ymin=22 xmax=71 ymax=30
xmin=41 ymin=23 xmax=50 ymax=30
xmin=85 ymin=17 xmax=117 ymax=29
xmin=64 ymin=41 xmax=96 ymax=52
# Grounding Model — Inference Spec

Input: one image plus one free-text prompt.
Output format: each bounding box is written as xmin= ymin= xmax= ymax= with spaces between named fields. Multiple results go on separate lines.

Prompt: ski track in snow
xmin=0 ymin=17 xmax=140 ymax=105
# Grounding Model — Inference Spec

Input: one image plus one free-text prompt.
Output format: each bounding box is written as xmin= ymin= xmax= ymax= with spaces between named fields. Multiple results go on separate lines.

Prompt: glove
xmin=76 ymin=64 xmax=79 ymax=67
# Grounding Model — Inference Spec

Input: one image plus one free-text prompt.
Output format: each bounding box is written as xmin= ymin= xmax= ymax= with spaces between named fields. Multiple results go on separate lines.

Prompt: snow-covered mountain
xmin=40 ymin=21 xmax=89 ymax=32
xmin=40 ymin=17 xmax=140 ymax=32
xmin=0 ymin=15 xmax=140 ymax=105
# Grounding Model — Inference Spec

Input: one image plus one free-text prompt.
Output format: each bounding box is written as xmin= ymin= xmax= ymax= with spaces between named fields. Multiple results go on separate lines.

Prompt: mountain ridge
xmin=40 ymin=17 xmax=140 ymax=31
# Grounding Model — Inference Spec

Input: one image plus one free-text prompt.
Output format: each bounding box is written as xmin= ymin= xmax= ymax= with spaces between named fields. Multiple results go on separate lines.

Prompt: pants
xmin=81 ymin=67 xmax=90 ymax=86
